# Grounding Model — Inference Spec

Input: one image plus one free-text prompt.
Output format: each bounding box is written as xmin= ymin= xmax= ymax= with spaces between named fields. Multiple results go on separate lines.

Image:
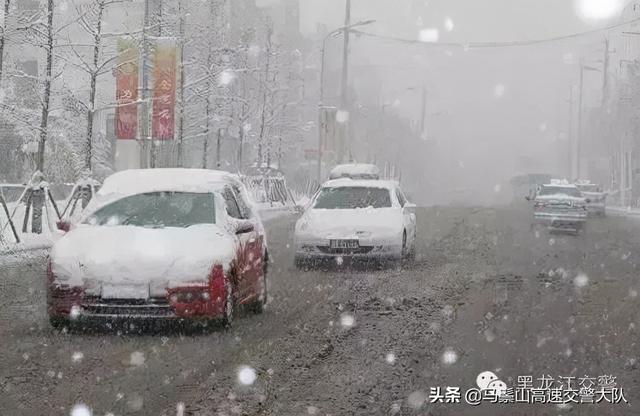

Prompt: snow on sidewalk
xmin=607 ymin=206 xmax=640 ymax=217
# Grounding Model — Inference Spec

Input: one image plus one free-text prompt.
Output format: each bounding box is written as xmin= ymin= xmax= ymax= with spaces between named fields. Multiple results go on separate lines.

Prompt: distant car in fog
xmin=47 ymin=169 xmax=268 ymax=329
xmin=328 ymin=163 xmax=380 ymax=180
xmin=294 ymin=178 xmax=416 ymax=267
xmin=510 ymin=173 xmax=553 ymax=203
xmin=575 ymin=180 xmax=606 ymax=217
xmin=528 ymin=180 xmax=588 ymax=234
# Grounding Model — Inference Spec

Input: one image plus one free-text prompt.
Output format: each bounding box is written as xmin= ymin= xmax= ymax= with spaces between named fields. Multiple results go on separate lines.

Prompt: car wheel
xmin=49 ymin=316 xmax=69 ymax=330
xmin=251 ymin=254 xmax=268 ymax=314
xmin=222 ymin=275 xmax=234 ymax=328
xmin=401 ymin=230 xmax=408 ymax=257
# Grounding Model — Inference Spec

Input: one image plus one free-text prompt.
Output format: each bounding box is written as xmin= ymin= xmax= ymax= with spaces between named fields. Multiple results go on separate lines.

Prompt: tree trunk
xmin=36 ymin=0 xmax=54 ymax=173
xmin=0 ymin=0 xmax=11 ymax=84
xmin=85 ymin=1 xmax=105 ymax=173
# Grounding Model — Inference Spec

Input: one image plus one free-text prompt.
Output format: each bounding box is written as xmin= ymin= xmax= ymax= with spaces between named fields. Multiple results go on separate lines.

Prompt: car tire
xmin=251 ymin=254 xmax=268 ymax=314
xmin=222 ymin=276 xmax=234 ymax=328
xmin=294 ymin=256 xmax=306 ymax=270
xmin=49 ymin=316 xmax=69 ymax=330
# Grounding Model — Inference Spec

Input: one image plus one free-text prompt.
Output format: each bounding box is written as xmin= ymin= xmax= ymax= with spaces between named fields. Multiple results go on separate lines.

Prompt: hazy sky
xmin=300 ymin=0 xmax=632 ymax=41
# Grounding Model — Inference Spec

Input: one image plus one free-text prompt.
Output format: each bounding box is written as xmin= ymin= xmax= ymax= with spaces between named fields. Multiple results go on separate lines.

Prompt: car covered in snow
xmin=575 ymin=180 xmax=606 ymax=217
xmin=528 ymin=180 xmax=588 ymax=233
xmin=328 ymin=163 xmax=380 ymax=180
xmin=294 ymin=178 xmax=416 ymax=266
xmin=47 ymin=169 xmax=268 ymax=328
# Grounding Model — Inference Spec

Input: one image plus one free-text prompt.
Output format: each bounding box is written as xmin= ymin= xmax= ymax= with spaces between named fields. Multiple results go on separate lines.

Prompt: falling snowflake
xmin=548 ymin=238 xmax=556 ymax=246
xmin=575 ymin=0 xmax=624 ymax=21
xmin=335 ymin=110 xmax=349 ymax=124
xmin=493 ymin=184 xmax=501 ymax=193
xmin=340 ymin=312 xmax=355 ymax=328
xmin=70 ymin=404 xmax=92 ymax=416
xmin=72 ymin=352 xmax=84 ymax=363
xmin=390 ymin=402 xmax=401 ymax=414
xmin=218 ymin=69 xmax=235 ymax=86
xmin=418 ymin=28 xmax=439 ymax=43
xmin=176 ymin=402 xmax=185 ymax=416
xmin=444 ymin=17 xmax=454 ymax=31
xmin=306 ymin=406 xmax=318 ymax=415
xmin=407 ymin=391 xmax=426 ymax=409
xmin=238 ymin=366 xmax=257 ymax=385
xmin=539 ymin=123 xmax=548 ymax=132
xmin=385 ymin=353 xmax=396 ymax=364
xmin=494 ymin=84 xmax=506 ymax=98
xmin=484 ymin=329 xmax=496 ymax=343
xmin=335 ymin=256 xmax=344 ymax=266
xmin=70 ymin=305 xmax=81 ymax=320
xmin=629 ymin=289 xmax=638 ymax=298
xmin=441 ymin=348 xmax=458 ymax=364
xmin=563 ymin=52 xmax=574 ymax=64
xmin=130 ymin=351 xmax=146 ymax=366
xmin=574 ymin=273 xmax=589 ymax=288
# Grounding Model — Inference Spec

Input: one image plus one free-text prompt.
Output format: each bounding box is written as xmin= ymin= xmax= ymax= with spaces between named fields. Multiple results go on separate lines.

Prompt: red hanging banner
xmin=152 ymin=38 xmax=177 ymax=140
xmin=115 ymin=39 xmax=139 ymax=140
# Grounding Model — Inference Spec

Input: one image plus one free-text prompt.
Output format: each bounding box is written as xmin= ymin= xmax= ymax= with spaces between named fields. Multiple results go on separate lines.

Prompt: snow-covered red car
xmin=294 ymin=178 xmax=417 ymax=266
xmin=47 ymin=169 xmax=268 ymax=328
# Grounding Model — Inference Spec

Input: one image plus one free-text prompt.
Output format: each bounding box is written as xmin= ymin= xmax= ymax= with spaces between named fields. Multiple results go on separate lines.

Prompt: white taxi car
xmin=294 ymin=179 xmax=416 ymax=266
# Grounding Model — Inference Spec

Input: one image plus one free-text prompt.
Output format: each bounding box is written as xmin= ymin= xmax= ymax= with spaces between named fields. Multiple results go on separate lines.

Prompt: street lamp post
xmin=317 ymin=19 xmax=375 ymax=183
xmin=576 ymin=63 xmax=602 ymax=180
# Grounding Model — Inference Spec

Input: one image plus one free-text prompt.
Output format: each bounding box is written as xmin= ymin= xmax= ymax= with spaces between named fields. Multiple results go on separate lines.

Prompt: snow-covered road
xmin=0 ymin=206 xmax=638 ymax=415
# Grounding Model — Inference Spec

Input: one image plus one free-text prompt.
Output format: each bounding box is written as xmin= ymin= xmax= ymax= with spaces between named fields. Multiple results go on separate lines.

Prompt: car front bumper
xmin=534 ymin=212 xmax=587 ymax=229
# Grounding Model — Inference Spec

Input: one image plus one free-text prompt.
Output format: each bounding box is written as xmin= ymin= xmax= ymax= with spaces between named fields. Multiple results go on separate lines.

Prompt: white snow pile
xmin=50 ymin=224 xmax=235 ymax=290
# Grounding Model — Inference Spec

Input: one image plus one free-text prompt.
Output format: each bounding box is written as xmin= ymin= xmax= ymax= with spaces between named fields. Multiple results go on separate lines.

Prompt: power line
xmin=351 ymin=16 xmax=640 ymax=49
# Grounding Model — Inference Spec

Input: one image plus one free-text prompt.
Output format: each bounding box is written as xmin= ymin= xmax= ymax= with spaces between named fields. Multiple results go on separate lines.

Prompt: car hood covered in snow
xmin=50 ymin=224 xmax=236 ymax=291
xmin=296 ymin=208 xmax=402 ymax=238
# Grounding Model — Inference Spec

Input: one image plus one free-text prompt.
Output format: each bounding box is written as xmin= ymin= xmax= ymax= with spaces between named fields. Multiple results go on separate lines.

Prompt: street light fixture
xmin=317 ymin=19 xmax=376 ymax=183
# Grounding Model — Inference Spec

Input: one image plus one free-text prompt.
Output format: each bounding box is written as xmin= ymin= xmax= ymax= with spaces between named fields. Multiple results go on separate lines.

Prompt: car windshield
xmin=313 ymin=186 xmax=392 ymax=209
xmin=577 ymin=184 xmax=599 ymax=192
xmin=538 ymin=186 xmax=582 ymax=198
xmin=84 ymin=192 xmax=215 ymax=228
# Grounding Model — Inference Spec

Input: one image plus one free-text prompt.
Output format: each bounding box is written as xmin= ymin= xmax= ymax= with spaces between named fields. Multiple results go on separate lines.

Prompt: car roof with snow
xmin=328 ymin=163 xmax=380 ymax=180
xmin=98 ymin=169 xmax=238 ymax=197
xmin=322 ymin=178 xmax=399 ymax=190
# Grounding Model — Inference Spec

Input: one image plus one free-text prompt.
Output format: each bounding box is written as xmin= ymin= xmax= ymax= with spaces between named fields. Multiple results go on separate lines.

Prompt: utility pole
xmin=419 ymin=85 xmax=427 ymax=138
xmin=568 ymin=85 xmax=574 ymax=179
xmin=176 ymin=0 xmax=185 ymax=167
xmin=140 ymin=0 xmax=151 ymax=168
xmin=338 ymin=0 xmax=351 ymax=163
xmin=577 ymin=64 xmax=585 ymax=180
xmin=602 ymin=36 xmax=610 ymax=108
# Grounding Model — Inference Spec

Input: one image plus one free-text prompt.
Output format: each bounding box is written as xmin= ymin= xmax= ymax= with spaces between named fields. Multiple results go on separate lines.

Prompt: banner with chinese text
xmin=152 ymin=38 xmax=177 ymax=140
xmin=115 ymin=39 xmax=139 ymax=140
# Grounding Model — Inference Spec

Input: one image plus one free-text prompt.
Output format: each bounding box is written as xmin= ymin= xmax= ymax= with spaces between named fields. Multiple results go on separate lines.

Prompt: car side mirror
xmin=56 ymin=220 xmax=71 ymax=232
xmin=585 ymin=198 xmax=591 ymax=203
xmin=235 ymin=221 xmax=254 ymax=235
xmin=404 ymin=202 xmax=417 ymax=209
xmin=294 ymin=205 xmax=305 ymax=214
xmin=525 ymin=196 xmax=531 ymax=201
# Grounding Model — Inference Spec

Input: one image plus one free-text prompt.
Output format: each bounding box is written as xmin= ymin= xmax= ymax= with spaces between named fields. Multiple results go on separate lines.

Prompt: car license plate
xmin=330 ymin=239 xmax=359 ymax=249
xmin=102 ymin=284 xmax=149 ymax=300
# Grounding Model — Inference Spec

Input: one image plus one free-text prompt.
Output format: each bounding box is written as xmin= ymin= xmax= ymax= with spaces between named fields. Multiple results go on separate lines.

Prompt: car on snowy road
xmin=575 ymin=180 xmax=606 ymax=217
xmin=528 ymin=180 xmax=588 ymax=233
xmin=328 ymin=163 xmax=380 ymax=180
xmin=47 ymin=169 xmax=268 ymax=329
xmin=294 ymin=178 xmax=416 ymax=267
